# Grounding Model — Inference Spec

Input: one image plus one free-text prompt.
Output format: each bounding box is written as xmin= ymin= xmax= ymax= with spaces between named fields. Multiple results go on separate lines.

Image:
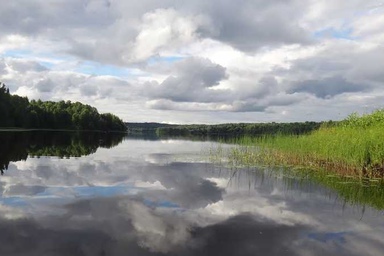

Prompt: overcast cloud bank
xmin=1 ymin=0 xmax=384 ymax=123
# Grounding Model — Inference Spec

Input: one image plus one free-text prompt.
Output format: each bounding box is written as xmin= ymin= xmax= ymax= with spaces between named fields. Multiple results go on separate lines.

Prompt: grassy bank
xmin=207 ymin=110 xmax=384 ymax=210
xmin=209 ymin=147 xmax=384 ymax=209
xmin=214 ymin=109 xmax=384 ymax=179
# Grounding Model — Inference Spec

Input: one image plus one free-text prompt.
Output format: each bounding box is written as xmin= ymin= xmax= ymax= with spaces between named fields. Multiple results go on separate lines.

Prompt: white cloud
xmin=130 ymin=8 xmax=202 ymax=62
xmin=0 ymin=0 xmax=383 ymax=122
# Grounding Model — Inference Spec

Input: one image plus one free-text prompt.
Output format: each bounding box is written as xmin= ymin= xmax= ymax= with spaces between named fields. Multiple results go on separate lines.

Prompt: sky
xmin=1 ymin=0 xmax=384 ymax=124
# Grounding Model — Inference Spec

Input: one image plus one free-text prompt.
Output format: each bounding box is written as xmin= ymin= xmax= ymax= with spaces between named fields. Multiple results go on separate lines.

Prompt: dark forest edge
xmin=126 ymin=121 xmax=332 ymax=138
xmin=0 ymin=83 xmax=126 ymax=131
xmin=155 ymin=121 xmax=327 ymax=137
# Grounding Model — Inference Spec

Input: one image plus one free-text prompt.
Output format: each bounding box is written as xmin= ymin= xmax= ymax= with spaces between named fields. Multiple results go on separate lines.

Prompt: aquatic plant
xmin=282 ymin=167 xmax=384 ymax=210
xmin=208 ymin=145 xmax=384 ymax=210
xmin=221 ymin=110 xmax=384 ymax=179
xmin=207 ymin=109 xmax=384 ymax=211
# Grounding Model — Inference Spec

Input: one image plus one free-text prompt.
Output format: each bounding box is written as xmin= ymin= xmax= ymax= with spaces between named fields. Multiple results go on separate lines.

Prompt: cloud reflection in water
xmin=0 ymin=137 xmax=383 ymax=255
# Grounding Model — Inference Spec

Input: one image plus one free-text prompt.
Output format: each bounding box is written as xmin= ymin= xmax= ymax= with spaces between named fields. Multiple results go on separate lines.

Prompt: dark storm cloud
xmin=278 ymin=42 xmax=383 ymax=100
xmin=196 ymin=0 xmax=311 ymax=51
xmin=229 ymin=94 xmax=304 ymax=112
xmin=288 ymin=76 xmax=369 ymax=98
xmin=147 ymin=57 xmax=229 ymax=103
xmin=236 ymin=76 xmax=279 ymax=100
xmin=2 ymin=0 xmax=383 ymax=121
xmin=35 ymin=78 xmax=55 ymax=93
xmin=228 ymin=77 xmax=300 ymax=112
xmin=231 ymin=102 xmax=268 ymax=112
xmin=0 ymin=0 xmax=311 ymax=65
xmin=348 ymin=47 xmax=384 ymax=84
xmin=287 ymin=55 xmax=351 ymax=75
xmin=4 ymin=59 xmax=48 ymax=73
xmin=0 ymin=0 xmax=114 ymax=36
xmin=142 ymin=56 xmax=310 ymax=111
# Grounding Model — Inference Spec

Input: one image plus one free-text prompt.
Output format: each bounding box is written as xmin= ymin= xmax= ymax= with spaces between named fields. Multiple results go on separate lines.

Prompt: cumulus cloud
xmin=1 ymin=0 xmax=384 ymax=122
xmin=145 ymin=57 xmax=228 ymax=102
xmin=196 ymin=0 xmax=312 ymax=51
xmin=0 ymin=0 xmax=312 ymax=65
xmin=0 ymin=0 xmax=114 ymax=36
xmin=130 ymin=8 xmax=204 ymax=62
xmin=288 ymin=76 xmax=370 ymax=98
xmin=2 ymin=58 xmax=47 ymax=73
xmin=0 ymin=57 xmax=133 ymax=109
xmin=142 ymin=58 xmax=307 ymax=112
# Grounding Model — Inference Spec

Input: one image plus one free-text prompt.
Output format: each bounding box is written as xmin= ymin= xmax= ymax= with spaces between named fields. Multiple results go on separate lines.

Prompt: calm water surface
xmin=0 ymin=131 xmax=383 ymax=256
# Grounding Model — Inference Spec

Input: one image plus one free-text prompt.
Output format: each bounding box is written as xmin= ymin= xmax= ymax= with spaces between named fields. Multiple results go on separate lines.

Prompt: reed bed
xmin=208 ymin=110 xmax=384 ymax=210
xmin=211 ymin=110 xmax=384 ymax=179
xmin=208 ymin=145 xmax=384 ymax=209
xmin=214 ymin=109 xmax=384 ymax=179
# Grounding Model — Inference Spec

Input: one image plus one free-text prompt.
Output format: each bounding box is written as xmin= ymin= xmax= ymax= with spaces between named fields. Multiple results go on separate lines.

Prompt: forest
xmin=125 ymin=122 xmax=177 ymax=134
xmin=156 ymin=121 xmax=327 ymax=137
xmin=0 ymin=83 xmax=127 ymax=131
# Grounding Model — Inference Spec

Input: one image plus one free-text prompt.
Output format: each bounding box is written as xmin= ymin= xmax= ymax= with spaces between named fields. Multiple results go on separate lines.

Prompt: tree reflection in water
xmin=0 ymin=131 xmax=126 ymax=175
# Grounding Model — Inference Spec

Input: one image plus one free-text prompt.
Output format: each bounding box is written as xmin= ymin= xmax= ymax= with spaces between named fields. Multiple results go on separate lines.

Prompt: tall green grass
xmin=207 ymin=110 xmax=384 ymax=210
xmin=222 ymin=109 xmax=384 ymax=179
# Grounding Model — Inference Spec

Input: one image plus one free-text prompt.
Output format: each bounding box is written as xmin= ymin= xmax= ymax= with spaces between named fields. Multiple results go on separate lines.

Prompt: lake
xmin=0 ymin=131 xmax=383 ymax=256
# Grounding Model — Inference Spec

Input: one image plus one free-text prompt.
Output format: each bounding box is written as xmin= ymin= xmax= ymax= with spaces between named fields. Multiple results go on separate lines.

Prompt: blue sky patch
xmin=3 ymin=49 xmax=33 ymax=58
xmin=3 ymin=49 xmax=138 ymax=78
xmin=3 ymin=49 xmax=68 ymax=69
xmin=313 ymin=27 xmax=355 ymax=40
xmin=147 ymin=55 xmax=185 ymax=65
xmin=74 ymin=61 xmax=133 ymax=77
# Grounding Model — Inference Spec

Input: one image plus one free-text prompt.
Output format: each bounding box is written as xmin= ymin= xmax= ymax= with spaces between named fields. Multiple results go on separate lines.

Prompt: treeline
xmin=0 ymin=131 xmax=125 ymax=174
xmin=0 ymin=83 xmax=126 ymax=131
xmin=156 ymin=121 xmax=327 ymax=137
xmin=125 ymin=122 xmax=177 ymax=134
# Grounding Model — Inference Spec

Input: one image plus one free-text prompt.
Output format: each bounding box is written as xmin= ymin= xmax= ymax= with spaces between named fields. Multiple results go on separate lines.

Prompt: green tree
xmin=0 ymin=82 xmax=127 ymax=132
